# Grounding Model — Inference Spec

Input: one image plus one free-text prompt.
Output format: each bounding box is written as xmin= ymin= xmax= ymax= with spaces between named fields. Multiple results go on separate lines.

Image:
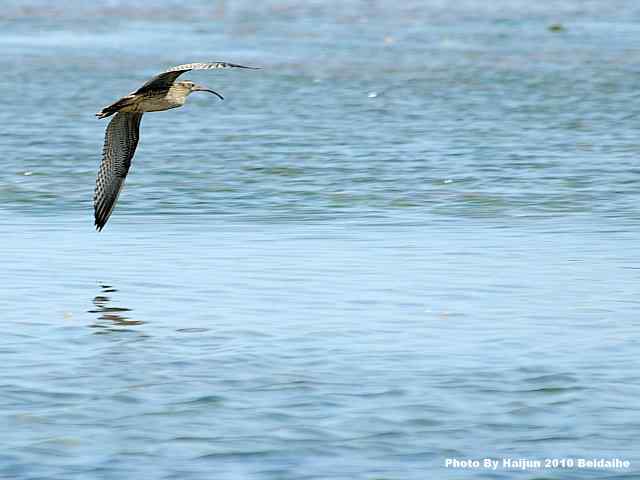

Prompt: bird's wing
xmin=94 ymin=112 xmax=143 ymax=231
xmin=133 ymin=62 xmax=258 ymax=94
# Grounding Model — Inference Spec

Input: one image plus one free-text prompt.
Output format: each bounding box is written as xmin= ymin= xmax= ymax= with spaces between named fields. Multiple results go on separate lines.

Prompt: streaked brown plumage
xmin=93 ymin=61 xmax=258 ymax=231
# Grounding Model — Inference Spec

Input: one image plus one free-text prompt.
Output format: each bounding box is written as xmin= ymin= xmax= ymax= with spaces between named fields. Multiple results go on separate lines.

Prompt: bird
xmin=93 ymin=61 xmax=258 ymax=231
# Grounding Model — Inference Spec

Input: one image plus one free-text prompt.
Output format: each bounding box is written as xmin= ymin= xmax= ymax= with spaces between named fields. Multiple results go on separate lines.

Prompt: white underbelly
xmin=120 ymin=97 xmax=183 ymax=113
xmin=141 ymin=101 xmax=182 ymax=112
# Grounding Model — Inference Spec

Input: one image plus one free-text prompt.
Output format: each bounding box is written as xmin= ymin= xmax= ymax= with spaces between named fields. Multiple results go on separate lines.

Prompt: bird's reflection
xmin=88 ymin=284 xmax=143 ymax=332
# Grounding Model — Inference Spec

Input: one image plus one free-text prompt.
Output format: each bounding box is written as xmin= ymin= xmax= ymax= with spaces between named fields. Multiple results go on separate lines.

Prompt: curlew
xmin=93 ymin=61 xmax=258 ymax=231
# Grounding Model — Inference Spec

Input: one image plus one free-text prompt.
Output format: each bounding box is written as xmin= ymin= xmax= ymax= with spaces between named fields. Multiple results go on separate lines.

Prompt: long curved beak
xmin=192 ymin=84 xmax=224 ymax=100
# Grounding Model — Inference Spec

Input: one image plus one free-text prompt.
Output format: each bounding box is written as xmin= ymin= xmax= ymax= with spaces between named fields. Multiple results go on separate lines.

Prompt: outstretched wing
xmin=133 ymin=62 xmax=258 ymax=94
xmin=94 ymin=112 xmax=143 ymax=231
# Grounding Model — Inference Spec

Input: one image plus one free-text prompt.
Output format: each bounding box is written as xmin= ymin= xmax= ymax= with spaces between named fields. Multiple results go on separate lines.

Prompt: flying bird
xmin=93 ymin=61 xmax=258 ymax=231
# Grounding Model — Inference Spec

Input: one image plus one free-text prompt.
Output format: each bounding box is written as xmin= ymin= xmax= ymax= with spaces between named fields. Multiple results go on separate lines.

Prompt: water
xmin=1 ymin=1 xmax=640 ymax=478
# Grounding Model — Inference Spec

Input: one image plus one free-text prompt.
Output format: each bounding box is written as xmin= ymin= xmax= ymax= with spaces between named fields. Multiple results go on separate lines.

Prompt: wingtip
xmin=231 ymin=63 xmax=261 ymax=70
xmin=94 ymin=214 xmax=106 ymax=231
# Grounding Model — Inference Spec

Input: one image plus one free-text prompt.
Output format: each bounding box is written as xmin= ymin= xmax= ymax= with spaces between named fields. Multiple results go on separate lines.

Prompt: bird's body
xmin=96 ymin=82 xmax=193 ymax=118
xmin=93 ymin=62 xmax=257 ymax=230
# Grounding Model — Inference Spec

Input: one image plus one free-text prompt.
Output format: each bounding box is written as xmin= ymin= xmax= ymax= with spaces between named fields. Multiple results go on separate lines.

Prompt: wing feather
xmin=133 ymin=61 xmax=258 ymax=94
xmin=93 ymin=112 xmax=143 ymax=231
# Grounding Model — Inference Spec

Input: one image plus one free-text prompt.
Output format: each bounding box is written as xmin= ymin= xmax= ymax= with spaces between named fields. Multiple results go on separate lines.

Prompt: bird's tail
xmin=96 ymin=97 xmax=134 ymax=119
xmin=96 ymin=104 xmax=120 ymax=119
xmin=96 ymin=109 xmax=113 ymax=119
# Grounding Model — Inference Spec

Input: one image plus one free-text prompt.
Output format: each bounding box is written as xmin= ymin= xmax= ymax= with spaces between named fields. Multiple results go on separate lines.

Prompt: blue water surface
xmin=1 ymin=1 xmax=639 ymax=479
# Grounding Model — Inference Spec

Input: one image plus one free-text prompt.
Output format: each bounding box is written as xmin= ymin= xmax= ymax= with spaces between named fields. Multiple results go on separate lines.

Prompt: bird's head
xmin=179 ymin=80 xmax=224 ymax=100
